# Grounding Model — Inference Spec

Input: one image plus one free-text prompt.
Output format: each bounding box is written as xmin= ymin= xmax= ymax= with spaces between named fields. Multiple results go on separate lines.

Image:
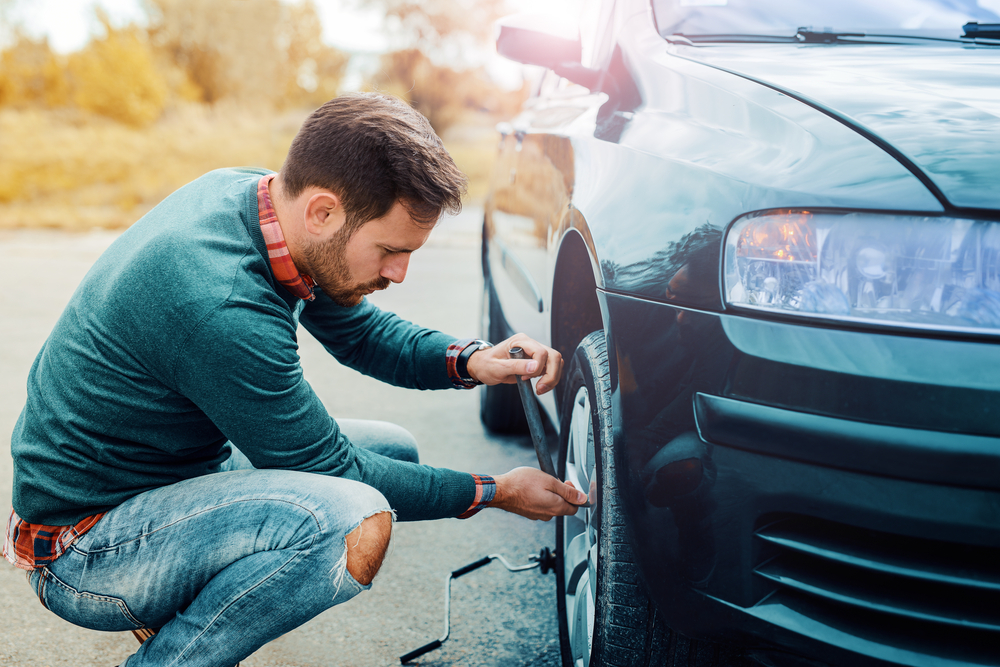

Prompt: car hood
xmin=677 ymin=44 xmax=1000 ymax=212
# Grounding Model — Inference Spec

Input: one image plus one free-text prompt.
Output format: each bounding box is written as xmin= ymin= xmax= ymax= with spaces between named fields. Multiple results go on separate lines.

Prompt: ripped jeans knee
xmin=31 ymin=470 xmax=392 ymax=667
xmin=344 ymin=510 xmax=393 ymax=586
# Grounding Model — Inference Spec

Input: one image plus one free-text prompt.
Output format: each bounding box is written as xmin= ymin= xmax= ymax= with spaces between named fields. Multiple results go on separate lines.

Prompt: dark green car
xmin=481 ymin=1 xmax=1000 ymax=665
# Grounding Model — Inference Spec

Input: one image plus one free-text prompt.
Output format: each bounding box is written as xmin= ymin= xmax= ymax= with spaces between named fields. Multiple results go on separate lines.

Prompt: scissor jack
xmin=399 ymin=547 xmax=557 ymax=663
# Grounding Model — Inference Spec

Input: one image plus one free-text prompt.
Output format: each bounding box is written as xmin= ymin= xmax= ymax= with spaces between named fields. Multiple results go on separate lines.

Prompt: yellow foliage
xmin=147 ymin=0 xmax=281 ymax=104
xmin=0 ymin=35 xmax=69 ymax=107
xmin=68 ymin=28 xmax=168 ymax=126
xmin=146 ymin=0 xmax=347 ymax=108
xmin=278 ymin=1 xmax=349 ymax=109
xmin=0 ymin=1 xmax=503 ymax=230
xmin=153 ymin=52 xmax=204 ymax=104
xmin=0 ymin=0 xmax=349 ymax=119
xmin=0 ymin=105 xmax=304 ymax=228
xmin=0 ymin=103 xmax=497 ymax=229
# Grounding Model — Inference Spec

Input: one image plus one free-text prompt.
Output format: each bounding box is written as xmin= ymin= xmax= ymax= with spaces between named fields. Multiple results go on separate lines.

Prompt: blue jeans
xmin=27 ymin=420 xmax=418 ymax=666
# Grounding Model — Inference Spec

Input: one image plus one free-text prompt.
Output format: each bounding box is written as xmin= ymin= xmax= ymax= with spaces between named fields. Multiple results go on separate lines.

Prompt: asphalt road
xmin=0 ymin=207 xmax=563 ymax=667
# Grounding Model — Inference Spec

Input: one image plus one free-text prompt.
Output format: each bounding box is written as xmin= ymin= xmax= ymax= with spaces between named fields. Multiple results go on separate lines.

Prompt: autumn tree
xmin=366 ymin=47 xmax=522 ymax=134
xmin=356 ymin=0 xmax=526 ymax=134
xmin=144 ymin=0 xmax=348 ymax=108
xmin=356 ymin=0 xmax=508 ymax=59
xmin=68 ymin=23 xmax=168 ymax=126
xmin=0 ymin=35 xmax=68 ymax=107
xmin=278 ymin=1 xmax=351 ymax=108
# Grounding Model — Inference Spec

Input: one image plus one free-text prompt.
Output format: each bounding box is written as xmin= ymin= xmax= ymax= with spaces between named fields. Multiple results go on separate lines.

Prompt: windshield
xmin=652 ymin=0 xmax=1000 ymax=38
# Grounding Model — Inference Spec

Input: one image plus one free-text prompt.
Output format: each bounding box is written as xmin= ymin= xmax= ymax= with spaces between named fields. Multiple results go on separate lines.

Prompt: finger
xmin=524 ymin=348 xmax=548 ymax=380
xmin=504 ymin=338 xmax=547 ymax=378
xmin=506 ymin=337 xmax=556 ymax=382
xmin=552 ymin=499 xmax=584 ymax=517
xmin=479 ymin=357 xmax=534 ymax=385
xmin=556 ymin=480 xmax=588 ymax=506
xmin=535 ymin=349 xmax=563 ymax=395
xmin=495 ymin=357 xmax=539 ymax=379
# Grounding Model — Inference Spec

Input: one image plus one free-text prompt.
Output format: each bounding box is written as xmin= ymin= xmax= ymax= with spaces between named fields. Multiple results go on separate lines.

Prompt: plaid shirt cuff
xmin=457 ymin=474 xmax=496 ymax=519
xmin=446 ymin=338 xmax=479 ymax=389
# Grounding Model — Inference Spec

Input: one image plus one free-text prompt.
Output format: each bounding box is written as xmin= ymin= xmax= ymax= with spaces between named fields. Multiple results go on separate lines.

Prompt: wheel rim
xmin=562 ymin=385 xmax=598 ymax=667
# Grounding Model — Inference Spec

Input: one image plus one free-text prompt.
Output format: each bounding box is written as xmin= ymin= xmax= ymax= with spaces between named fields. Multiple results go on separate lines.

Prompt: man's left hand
xmin=465 ymin=333 xmax=563 ymax=396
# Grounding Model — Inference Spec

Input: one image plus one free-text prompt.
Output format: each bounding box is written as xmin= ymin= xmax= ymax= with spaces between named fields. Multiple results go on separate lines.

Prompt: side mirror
xmin=495 ymin=14 xmax=603 ymax=91
xmin=495 ymin=14 xmax=581 ymax=69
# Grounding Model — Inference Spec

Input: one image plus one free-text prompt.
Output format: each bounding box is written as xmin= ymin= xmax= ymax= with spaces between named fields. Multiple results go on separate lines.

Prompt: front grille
xmin=753 ymin=516 xmax=1000 ymax=664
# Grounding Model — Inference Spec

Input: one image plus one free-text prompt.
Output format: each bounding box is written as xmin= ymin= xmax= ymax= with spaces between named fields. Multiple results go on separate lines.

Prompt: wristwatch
xmin=456 ymin=340 xmax=493 ymax=386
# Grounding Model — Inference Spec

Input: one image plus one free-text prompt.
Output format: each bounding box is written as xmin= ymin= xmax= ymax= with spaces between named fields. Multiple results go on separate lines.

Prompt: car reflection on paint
xmin=479 ymin=1 xmax=1000 ymax=666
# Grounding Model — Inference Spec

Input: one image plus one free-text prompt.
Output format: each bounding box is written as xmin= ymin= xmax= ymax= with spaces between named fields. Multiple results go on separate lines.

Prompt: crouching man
xmin=4 ymin=93 xmax=584 ymax=666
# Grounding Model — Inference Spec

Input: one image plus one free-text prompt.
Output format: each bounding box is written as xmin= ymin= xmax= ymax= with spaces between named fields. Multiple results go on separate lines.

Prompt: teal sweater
xmin=11 ymin=168 xmax=475 ymax=525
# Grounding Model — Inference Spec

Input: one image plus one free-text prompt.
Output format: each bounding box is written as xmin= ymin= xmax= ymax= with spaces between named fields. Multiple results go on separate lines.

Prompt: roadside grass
xmin=0 ymin=106 xmax=499 ymax=231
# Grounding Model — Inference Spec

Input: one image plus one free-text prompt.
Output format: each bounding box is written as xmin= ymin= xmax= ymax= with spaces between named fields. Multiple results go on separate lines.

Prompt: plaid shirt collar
xmin=257 ymin=174 xmax=315 ymax=301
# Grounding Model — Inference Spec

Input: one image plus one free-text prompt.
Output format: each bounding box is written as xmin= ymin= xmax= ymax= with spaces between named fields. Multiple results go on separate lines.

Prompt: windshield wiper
xmin=668 ymin=33 xmax=797 ymax=44
xmin=668 ymin=29 xmax=873 ymax=45
xmin=963 ymin=22 xmax=1000 ymax=39
xmin=669 ymin=27 xmax=969 ymax=45
xmin=795 ymin=28 xmax=869 ymax=43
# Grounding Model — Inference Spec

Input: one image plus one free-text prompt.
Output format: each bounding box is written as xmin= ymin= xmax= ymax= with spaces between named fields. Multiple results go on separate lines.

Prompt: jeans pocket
xmin=37 ymin=567 xmax=143 ymax=632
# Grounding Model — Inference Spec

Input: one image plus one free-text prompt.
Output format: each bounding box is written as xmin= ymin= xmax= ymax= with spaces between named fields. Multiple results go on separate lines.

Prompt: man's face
xmin=303 ymin=201 xmax=433 ymax=307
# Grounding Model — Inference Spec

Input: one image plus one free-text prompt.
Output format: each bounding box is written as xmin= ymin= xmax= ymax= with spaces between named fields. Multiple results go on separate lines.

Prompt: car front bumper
xmin=603 ymin=291 xmax=1000 ymax=667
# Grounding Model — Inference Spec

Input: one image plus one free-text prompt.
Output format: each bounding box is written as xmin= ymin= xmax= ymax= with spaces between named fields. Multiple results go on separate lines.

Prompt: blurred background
xmin=0 ymin=0 xmax=562 ymax=230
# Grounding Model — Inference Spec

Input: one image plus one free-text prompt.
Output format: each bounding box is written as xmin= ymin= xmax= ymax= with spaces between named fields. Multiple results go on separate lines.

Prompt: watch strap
xmin=457 ymin=339 xmax=493 ymax=385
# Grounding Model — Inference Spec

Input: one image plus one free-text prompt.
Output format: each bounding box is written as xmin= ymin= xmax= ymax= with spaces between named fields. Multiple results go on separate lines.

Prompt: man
xmin=3 ymin=93 xmax=585 ymax=666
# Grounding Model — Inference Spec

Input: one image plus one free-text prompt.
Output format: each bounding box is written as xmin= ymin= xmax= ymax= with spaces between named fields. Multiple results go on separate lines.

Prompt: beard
xmin=302 ymin=226 xmax=391 ymax=307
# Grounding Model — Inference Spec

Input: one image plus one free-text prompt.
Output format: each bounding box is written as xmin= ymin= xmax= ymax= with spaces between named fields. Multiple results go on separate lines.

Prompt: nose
xmin=380 ymin=253 xmax=410 ymax=284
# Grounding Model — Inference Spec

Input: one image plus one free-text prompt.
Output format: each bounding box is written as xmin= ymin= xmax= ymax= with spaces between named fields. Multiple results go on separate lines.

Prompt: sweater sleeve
xmin=298 ymin=291 xmax=457 ymax=390
xmin=172 ymin=300 xmax=475 ymax=521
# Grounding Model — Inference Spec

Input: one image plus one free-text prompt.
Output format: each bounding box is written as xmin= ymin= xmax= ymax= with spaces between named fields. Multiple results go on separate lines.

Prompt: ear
xmin=303 ymin=191 xmax=346 ymax=238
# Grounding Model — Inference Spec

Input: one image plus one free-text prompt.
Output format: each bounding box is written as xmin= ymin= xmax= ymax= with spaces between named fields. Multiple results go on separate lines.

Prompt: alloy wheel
xmin=561 ymin=385 xmax=598 ymax=667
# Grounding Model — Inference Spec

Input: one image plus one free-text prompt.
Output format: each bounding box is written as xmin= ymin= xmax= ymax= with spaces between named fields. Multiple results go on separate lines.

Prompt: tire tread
xmin=558 ymin=331 xmax=749 ymax=667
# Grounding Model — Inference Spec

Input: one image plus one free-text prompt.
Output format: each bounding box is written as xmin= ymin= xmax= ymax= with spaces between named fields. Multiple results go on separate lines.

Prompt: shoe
xmin=131 ymin=628 xmax=158 ymax=644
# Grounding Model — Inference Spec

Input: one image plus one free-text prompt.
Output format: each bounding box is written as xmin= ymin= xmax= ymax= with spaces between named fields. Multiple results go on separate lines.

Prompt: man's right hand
xmin=491 ymin=467 xmax=589 ymax=520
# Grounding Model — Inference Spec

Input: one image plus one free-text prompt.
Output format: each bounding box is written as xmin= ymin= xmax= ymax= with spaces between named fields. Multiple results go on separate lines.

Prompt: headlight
xmin=724 ymin=210 xmax=1000 ymax=335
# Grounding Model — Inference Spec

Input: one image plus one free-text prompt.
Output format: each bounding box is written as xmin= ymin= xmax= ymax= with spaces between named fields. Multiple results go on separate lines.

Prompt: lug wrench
xmin=508 ymin=346 xmax=558 ymax=478
xmin=398 ymin=345 xmax=562 ymax=664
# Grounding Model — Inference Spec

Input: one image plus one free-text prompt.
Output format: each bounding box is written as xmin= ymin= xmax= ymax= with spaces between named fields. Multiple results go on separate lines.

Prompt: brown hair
xmin=280 ymin=92 xmax=467 ymax=230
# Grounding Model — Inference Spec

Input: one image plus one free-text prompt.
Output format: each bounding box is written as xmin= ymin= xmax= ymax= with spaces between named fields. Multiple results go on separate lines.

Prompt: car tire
xmin=556 ymin=331 xmax=748 ymax=667
xmin=479 ymin=276 xmax=528 ymax=434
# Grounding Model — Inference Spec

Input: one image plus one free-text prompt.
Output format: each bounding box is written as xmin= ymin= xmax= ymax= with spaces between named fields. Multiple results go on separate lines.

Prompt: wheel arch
xmin=550 ymin=219 xmax=607 ymax=407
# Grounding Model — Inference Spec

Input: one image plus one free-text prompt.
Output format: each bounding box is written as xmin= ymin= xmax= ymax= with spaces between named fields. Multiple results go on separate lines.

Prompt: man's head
xmin=274 ymin=93 xmax=467 ymax=306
